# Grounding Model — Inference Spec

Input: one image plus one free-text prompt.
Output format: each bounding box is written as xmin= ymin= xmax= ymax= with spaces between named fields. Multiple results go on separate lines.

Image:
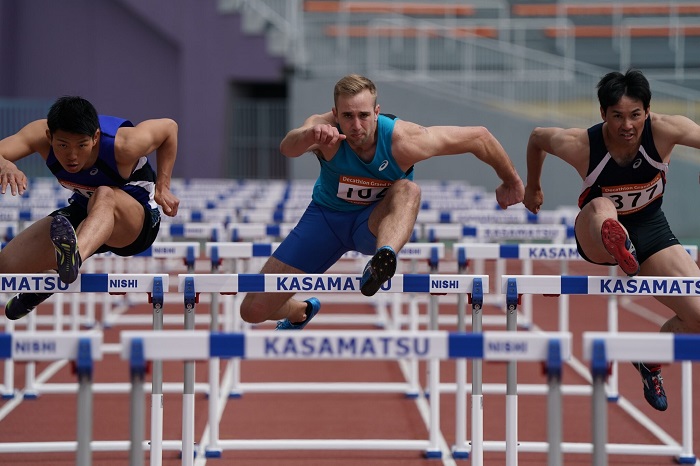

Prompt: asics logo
xmin=632 ymin=158 xmax=642 ymax=169
xmin=378 ymin=160 xmax=389 ymax=171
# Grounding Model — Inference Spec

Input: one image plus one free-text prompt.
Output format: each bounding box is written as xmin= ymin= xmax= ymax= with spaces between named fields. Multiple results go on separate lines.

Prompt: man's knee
xmin=390 ymin=179 xmax=421 ymax=204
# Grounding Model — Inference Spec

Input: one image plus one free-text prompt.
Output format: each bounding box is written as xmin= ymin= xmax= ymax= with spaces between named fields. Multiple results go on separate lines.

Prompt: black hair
xmin=596 ymin=68 xmax=651 ymax=113
xmin=46 ymin=96 xmax=99 ymax=136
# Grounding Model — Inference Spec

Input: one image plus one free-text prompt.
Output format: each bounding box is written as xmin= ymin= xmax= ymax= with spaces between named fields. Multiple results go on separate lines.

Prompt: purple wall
xmin=0 ymin=0 xmax=285 ymax=178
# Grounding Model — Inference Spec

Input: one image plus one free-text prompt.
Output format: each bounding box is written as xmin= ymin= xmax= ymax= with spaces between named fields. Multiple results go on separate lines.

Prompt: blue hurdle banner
xmin=176 ymin=273 xmax=488 ymax=294
xmin=454 ymin=243 xmax=581 ymax=261
xmin=583 ymin=332 xmax=700 ymax=363
xmin=0 ymin=332 xmax=103 ymax=361
xmin=204 ymin=242 xmax=444 ymax=262
xmin=120 ymin=330 xmax=571 ymax=362
xmin=0 ymin=273 xmax=169 ymax=293
xmin=502 ymin=275 xmax=700 ymax=296
xmin=425 ymin=223 xmax=571 ymax=242
xmin=134 ymin=242 xmax=201 ymax=259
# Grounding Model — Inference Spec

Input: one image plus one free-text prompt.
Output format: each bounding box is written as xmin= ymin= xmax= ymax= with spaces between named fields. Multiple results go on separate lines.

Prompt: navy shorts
xmin=576 ymin=208 xmax=680 ymax=265
xmin=272 ymin=201 xmax=379 ymax=273
xmin=51 ymin=201 xmax=161 ymax=257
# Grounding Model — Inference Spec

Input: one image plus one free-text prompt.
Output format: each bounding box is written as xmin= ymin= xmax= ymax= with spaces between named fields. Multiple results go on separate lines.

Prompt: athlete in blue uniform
xmin=524 ymin=69 xmax=700 ymax=411
xmin=240 ymin=74 xmax=524 ymax=330
xmin=0 ymin=96 xmax=179 ymax=320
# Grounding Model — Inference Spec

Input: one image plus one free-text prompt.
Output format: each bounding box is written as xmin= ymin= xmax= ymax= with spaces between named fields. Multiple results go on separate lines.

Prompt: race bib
xmin=337 ymin=175 xmax=392 ymax=205
xmin=602 ymin=173 xmax=664 ymax=215
xmin=58 ymin=179 xmax=95 ymax=198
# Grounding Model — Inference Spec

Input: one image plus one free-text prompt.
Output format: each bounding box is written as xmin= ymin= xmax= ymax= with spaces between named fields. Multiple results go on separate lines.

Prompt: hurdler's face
xmin=48 ymin=129 xmax=99 ymax=173
xmin=333 ymin=90 xmax=379 ymax=147
xmin=601 ymin=95 xmax=649 ymax=146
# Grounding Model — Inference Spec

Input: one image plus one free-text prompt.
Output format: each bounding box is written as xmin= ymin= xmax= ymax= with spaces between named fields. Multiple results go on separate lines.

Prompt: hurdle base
xmin=1 ymin=392 xmax=15 ymax=400
xmin=607 ymin=394 xmax=620 ymax=402
xmin=205 ymin=447 xmax=222 ymax=458
xmin=228 ymin=392 xmax=242 ymax=399
xmin=675 ymin=454 xmax=697 ymax=464
xmin=451 ymin=447 xmax=469 ymax=459
xmin=23 ymin=392 xmax=38 ymax=400
xmin=404 ymin=392 xmax=419 ymax=399
xmin=424 ymin=449 xmax=442 ymax=459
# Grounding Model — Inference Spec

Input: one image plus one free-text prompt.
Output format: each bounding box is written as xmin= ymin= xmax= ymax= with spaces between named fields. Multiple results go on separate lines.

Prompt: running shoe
xmin=632 ymin=362 xmax=667 ymax=411
xmin=5 ymin=293 xmax=52 ymax=321
xmin=360 ymin=246 xmax=397 ymax=297
xmin=276 ymin=298 xmax=321 ymax=330
xmin=601 ymin=218 xmax=639 ymax=276
xmin=50 ymin=215 xmax=81 ymax=284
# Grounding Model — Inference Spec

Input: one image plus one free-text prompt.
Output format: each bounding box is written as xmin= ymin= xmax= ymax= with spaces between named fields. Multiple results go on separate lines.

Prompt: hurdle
xmin=176 ymin=272 xmax=487 ymax=459
xmin=502 ymin=274 xmax=700 ymax=464
xmin=121 ymin=328 xmax=571 ymax=466
xmin=0 ymin=331 xmax=102 ymax=466
xmin=0 ymin=274 xmax=167 ymax=400
xmin=583 ymin=332 xmax=698 ymax=465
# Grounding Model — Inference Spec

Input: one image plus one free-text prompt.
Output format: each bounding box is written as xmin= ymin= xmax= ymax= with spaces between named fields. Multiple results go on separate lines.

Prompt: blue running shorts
xmin=273 ymin=201 xmax=379 ymax=273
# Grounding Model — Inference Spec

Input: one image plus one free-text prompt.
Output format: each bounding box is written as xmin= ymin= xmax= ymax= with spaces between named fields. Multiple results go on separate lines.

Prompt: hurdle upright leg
xmin=150 ymin=279 xmax=165 ymax=466
xmin=74 ymin=338 xmax=94 ymax=466
xmin=181 ymin=278 xmax=196 ymax=466
xmin=505 ymin=280 xmax=518 ymax=466
xmin=206 ymin=260 xmax=222 ymax=458
xmin=425 ymin=292 xmax=441 ymax=458
xmin=2 ymin=319 xmax=15 ymax=398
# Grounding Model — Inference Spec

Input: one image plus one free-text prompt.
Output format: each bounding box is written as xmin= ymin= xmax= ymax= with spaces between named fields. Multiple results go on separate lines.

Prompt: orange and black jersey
xmin=578 ymin=117 xmax=668 ymax=220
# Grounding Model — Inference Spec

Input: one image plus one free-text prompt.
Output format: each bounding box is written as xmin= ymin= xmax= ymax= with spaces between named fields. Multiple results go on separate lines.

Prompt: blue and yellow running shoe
xmin=50 ymin=214 xmax=81 ymax=284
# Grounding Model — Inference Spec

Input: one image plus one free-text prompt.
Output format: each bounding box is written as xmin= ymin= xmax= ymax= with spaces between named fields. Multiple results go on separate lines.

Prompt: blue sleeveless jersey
xmin=46 ymin=115 xmax=157 ymax=210
xmin=312 ymin=114 xmax=413 ymax=211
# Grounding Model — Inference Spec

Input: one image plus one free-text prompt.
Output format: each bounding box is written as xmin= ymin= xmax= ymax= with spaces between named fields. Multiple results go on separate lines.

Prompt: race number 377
xmin=337 ymin=175 xmax=393 ymax=205
xmin=602 ymin=172 xmax=664 ymax=215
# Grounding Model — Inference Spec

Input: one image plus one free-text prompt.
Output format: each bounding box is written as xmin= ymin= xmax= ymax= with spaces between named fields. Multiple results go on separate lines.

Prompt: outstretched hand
xmin=155 ymin=186 xmax=180 ymax=217
xmin=523 ymin=185 xmax=543 ymax=214
xmin=311 ymin=124 xmax=346 ymax=147
xmin=0 ymin=161 xmax=27 ymax=196
xmin=495 ymin=178 xmax=525 ymax=209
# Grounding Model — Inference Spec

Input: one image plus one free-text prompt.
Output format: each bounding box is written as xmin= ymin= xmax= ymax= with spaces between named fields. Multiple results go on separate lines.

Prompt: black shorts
xmin=50 ymin=202 xmax=161 ymax=257
xmin=576 ymin=208 xmax=680 ymax=266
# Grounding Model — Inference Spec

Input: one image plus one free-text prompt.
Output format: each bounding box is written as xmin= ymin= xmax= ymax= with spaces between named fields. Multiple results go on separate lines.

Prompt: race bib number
xmin=338 ymin=175 xmax=392 ymax=205
xmin=602 ymin=173 xmax=664 ymax=215
xmin=58 ymin=179 xmax=95 ymax=199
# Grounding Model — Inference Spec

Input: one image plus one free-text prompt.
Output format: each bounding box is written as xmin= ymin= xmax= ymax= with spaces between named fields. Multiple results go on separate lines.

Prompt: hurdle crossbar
xmin=121 ymin=330 xmax=570 ymax=464
xmin=583 ymin=332 xmax=699 ymax=465
xmin=502 ymin=275 xmax=699 ymax=465
xmin=0 ymin=332 xmax=102 ymax=466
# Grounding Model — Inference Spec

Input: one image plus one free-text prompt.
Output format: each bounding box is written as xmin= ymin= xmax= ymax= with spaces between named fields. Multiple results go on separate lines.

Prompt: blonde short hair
xmin=333 ymin=74 xmax=377 ymax=107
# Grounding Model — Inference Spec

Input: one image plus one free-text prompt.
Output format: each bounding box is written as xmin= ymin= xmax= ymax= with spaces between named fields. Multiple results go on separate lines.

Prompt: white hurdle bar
xmin=177 ymin=272 xmax=486 ymax=459
xmin=121 ymin=329 xmax=571 ymax=466
xmin=501 ymin=275 xmax=700 ymax=465
xmin=0 ymin=331 xmax=103 ymax=466
xmin=583 ymin=332 xmax=699 ymax=465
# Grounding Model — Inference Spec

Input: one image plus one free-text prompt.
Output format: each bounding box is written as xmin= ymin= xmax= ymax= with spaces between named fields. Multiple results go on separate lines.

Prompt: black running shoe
xmin=360 ymin=246 xmax=397 ymax=297
xmin=50 ymin=215 xmax=81 ymax=284
xmin=5 ymin=293 xmax=52 ymax=320
xmin=633 ymin=362 xmax=667 ymax=411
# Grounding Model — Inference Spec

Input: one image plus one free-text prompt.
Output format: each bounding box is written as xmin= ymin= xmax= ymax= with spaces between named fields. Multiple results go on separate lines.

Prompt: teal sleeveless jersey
xmin=312 ymin=114 xmax=414 ymax=211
